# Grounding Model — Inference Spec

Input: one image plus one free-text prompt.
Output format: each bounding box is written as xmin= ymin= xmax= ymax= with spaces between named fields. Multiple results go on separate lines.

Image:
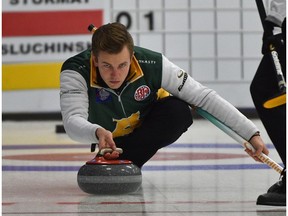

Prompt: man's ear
xmin=130 ymin=52 xmax=134 ymax=62
xmin=91 ymin=52 xmax=98 ymax=67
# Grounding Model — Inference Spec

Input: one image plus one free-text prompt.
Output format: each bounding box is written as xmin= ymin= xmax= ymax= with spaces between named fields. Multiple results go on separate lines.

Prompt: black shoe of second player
xmin=257 ymin=170 xmax=286 ymax=206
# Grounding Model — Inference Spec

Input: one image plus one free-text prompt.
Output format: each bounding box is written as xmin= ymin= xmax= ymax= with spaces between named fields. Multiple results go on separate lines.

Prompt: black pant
xmin=115 ymin=96 xmax=193 ymax=168
xmin=250 ymin=37 xmax=286 ymax=167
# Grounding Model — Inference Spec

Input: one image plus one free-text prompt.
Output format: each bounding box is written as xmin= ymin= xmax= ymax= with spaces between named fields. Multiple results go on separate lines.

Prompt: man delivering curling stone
xmin=60 ymin=22 xmax=269 ymax=169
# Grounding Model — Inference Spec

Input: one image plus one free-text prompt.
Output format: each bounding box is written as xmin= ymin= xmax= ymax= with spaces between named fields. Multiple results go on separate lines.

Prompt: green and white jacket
xmin=60 ymin=46 xmax=258 ymax=143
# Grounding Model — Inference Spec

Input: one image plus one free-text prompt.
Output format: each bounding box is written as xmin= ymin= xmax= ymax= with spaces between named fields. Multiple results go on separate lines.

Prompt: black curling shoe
xmin=257 ymin=169 xmax=286 ymax=206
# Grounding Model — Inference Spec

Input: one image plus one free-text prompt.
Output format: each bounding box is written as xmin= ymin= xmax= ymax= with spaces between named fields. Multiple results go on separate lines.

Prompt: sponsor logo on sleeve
xmin=178 ymin=70 xmax=188 ymax=92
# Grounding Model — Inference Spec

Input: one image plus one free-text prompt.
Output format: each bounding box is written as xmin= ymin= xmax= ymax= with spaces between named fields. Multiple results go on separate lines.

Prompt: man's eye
xmin=103 ymin=64 xmax=111 ymax=68
xmin=119 ymin=63 xmax=127 ymax=68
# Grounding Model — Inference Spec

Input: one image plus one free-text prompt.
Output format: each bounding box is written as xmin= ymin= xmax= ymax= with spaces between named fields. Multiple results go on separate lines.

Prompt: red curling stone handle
xmin=86 ymin=147 xmax=132 ymax=165
xmin=98 ymin=148 xmax=123 ymax=156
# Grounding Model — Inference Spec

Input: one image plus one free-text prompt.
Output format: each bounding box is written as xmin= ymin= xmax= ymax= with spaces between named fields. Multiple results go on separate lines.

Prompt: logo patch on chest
xmin=95 ymin=89 xmax=112 ymax=103
xmin=134 ymin=85 xmax=151 ymax=101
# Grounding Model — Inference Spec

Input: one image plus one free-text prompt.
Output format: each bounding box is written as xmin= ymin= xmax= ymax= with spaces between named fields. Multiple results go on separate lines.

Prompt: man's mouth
xmin=110 ymin=81 xmax=120 ymax=84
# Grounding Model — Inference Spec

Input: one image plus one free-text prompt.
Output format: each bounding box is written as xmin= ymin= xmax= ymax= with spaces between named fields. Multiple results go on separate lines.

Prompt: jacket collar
xmin=90 ymin=55 xmax=144 ymax=88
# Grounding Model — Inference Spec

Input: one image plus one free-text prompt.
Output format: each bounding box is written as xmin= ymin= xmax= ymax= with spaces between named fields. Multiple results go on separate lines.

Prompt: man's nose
xmin=111 ymin=68 xmax=119 ymax=76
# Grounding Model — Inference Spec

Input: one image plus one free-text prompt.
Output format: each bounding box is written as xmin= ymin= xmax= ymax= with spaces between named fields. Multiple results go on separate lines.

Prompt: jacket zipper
xmin=105 ymin=83 xmax=130 ymax=118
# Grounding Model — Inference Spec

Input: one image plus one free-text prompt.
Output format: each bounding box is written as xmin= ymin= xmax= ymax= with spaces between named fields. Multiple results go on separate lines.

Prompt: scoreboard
xmin=2 ymin=0 xmax=264 ymax=112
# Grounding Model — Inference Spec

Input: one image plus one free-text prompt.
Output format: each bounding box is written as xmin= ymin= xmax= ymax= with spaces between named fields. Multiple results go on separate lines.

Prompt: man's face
xmin=93 ymin=46 xmax=132 ymax=89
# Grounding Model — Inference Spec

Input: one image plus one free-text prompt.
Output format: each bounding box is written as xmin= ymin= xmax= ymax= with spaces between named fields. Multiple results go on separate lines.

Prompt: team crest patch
xmin=95 ymin=89 xmax=112 ymax=103
xmin=134 ymin=85 xmax=151 ymax=101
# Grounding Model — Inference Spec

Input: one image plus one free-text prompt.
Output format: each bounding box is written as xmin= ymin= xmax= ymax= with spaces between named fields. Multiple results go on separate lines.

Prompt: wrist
xmin=249 ymin=131 xmax=260 ymax=142
xmin=95 ymin=127 xmax=102 ymax=140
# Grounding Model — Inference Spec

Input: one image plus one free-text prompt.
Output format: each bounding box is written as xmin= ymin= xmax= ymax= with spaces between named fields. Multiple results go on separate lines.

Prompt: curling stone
xmin=77 ymin=148 xmax=142 ymax=195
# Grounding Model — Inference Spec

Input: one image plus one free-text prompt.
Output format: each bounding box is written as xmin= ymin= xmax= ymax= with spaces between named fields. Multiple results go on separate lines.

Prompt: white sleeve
xmin=266 ymin=0 xmax=286 ymax=27
xmin=161 ymin=55 xmax=259 ymax=141
xmin=60 ymin=70 xmax=102 ymax=143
